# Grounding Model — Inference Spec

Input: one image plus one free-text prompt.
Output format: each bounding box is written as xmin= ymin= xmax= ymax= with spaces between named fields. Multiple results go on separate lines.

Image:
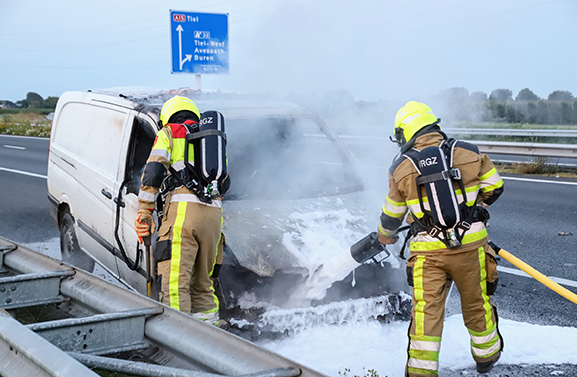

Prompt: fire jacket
xmin=138 ymin=121 xmax=222 ymax=210
xmin=379 ymin=131 xmax=504 ymax=253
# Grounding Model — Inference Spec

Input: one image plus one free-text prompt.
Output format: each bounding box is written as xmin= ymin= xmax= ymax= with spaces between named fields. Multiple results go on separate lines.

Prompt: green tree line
xmin=434 ymin=87 xmax=577 ymax=125
xmin=0 ymin=92 xmax=59 ymax=110
xmin=3 ymin=88 xmax=577 ymax=125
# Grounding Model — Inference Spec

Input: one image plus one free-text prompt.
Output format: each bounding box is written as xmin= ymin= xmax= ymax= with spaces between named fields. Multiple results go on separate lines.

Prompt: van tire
xmin=60 ymin=212 xmax=95 ymax=272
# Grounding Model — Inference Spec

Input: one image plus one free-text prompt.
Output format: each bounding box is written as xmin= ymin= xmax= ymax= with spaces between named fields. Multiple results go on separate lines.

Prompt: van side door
xmin=72 ymin=101 xmax=130 ymax=277
xmin=113 ymin=111 xmax=158 ymax=294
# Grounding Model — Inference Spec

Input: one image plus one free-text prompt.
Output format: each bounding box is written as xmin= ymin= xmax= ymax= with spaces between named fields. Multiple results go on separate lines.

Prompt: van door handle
xmin=114 ymin=197 xmax=125 ymax=208
xmin=101 ymin=188 xmax=112 ymax=199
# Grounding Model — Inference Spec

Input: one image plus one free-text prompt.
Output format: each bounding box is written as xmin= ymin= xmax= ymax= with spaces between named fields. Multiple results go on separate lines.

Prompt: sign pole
xmin=195 ymin=74 xmax=201 ymax=90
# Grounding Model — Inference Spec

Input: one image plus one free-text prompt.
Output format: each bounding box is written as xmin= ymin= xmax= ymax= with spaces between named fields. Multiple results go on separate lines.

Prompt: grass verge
xmin=0 ymin=123 xmax=52 ymax=137
xmin=496 ymin=157 xmax=577 ymax=179
xmin=0 ymin=112 xmax=52 ymax=137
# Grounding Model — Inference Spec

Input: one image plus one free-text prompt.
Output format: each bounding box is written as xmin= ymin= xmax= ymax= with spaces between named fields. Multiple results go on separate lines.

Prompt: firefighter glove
xmin=378 ymin=226 xmax=399 ymax=245
xmin=378 ymin=232 xmax=399 ymax=245
xmin=135 ymin=209 xmax=156 ymax=243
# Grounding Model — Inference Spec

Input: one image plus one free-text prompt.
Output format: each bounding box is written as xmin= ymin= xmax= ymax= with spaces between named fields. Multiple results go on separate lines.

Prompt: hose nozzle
xmin=350 ymin=232 xmax=390 ymax=265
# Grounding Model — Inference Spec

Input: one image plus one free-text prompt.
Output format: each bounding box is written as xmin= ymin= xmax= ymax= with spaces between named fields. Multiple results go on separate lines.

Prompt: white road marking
xmin=502 ymin=176 xmax=577 ymax=186
xmin=0 ymin=166 xmax=47 ymax=179
xmin=362 ymin=164 xmax=577 ymax=181
xmin=498 ymin=265 xmax=577 ymax=288
xmin=0 ymin=134 xmax=47 ymax=140
xmin=3 ymin=145 xmax=26 ymax=150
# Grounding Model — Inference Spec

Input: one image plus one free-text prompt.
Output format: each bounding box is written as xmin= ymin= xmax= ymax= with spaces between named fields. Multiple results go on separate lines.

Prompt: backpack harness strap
xmin=159 ymin=122 xmax=213 ymax=204
xmin=415 ymin=167 xmax=461 ymax=184
xmin=163 ymin=166 xmax=212 ymax=204
xmin=403 ymin=138 xmax=488 ymax=249
xmin=187 ymin=129 xmax=227 ymax=141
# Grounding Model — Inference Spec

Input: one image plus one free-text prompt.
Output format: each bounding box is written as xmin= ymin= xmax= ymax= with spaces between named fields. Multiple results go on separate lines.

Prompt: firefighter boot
xmin=476 ymin=351 xmax=500 ymax=374
xmin=192 ymin=311 xmax=227 ymax=328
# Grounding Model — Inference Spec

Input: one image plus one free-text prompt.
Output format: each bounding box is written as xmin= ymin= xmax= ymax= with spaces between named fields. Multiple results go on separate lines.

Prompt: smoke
xmin=216 ymin=0 xmax=441 ymax=102
xmin=107 ymin=84 xmax=414 ymax=312
xmin=209 ymin=0 xmax=567 ymax=130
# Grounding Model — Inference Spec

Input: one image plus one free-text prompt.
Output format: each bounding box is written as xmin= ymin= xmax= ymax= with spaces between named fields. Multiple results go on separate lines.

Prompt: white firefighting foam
xmin=281 ymin=208 xmax=367 ymax=272
xmin=281 ymin=207 xmax=405 ymax=306
xmin=258 ymin=313 xmax=577 ymax=377
xmin=257 ymin=293 xmax=410 ymax=334
xmin=256 ymin=209 xmax=577 ymax=376
xmin=288 ymin=250 xmax=360 ymax=305
xmin=280 ymin=208 xmax=369 ymax=305
xmin=22 ymin=228 xmax=577 ymax=377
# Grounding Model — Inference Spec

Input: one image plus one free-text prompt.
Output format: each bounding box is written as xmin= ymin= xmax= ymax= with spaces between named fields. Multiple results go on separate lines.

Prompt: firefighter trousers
xmin=155 ymin=201 xmax=222 ymax=315
xmin=405 ymin=242 xmax=502 ymax=377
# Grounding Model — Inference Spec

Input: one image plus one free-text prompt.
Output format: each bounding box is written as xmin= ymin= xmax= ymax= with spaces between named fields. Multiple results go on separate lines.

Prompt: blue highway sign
xmin=170 ymin=10 xmax=229 ymax=74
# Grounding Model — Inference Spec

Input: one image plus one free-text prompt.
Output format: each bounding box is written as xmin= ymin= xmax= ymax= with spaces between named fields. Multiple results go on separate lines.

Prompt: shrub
xmin=513 ymin=157 xmax=556 ymax=175
xmin=0 ymin=123 xmax=51 ymax=137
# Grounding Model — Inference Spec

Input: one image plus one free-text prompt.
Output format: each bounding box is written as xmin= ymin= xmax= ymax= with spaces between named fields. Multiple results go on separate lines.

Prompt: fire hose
xmin=489 ymin=241 xmax=577 ymax=305
xmin=349 ymin=233 xmax=577 ymax=305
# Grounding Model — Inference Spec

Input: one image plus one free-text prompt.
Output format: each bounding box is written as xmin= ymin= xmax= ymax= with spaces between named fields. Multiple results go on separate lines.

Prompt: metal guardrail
xmin=0 ymin=238 xmax=327 ymax=377
xmin=443 ymin=128 xmax=577 ymax=138
xmin=335 ymin=128 xmax=577 ymax=138
xmin=473 ymin=141 xmax=577 ymax=158
xmin=327 ymin=133 xmax=577 ymax=159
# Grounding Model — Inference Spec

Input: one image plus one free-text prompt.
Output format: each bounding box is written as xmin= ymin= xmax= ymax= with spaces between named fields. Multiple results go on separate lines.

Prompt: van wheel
xmin=60 ymin=212 xmax=95 ymax=272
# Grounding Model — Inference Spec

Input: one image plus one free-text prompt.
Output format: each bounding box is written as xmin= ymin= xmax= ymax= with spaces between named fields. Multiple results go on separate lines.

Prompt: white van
xmin=47 ymin=89 xmax=396 ymax=306
xmin=48 ymin=90 xmax=159 ymax=291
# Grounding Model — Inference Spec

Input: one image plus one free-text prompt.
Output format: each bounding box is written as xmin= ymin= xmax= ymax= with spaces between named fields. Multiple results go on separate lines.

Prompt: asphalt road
xmin=482 ymin=175 xmax=577 ymax=328
xmin=1 ymin=134 xmax=577 ymax=375
xmin=0 ymin=134 xmax=58 ymax=243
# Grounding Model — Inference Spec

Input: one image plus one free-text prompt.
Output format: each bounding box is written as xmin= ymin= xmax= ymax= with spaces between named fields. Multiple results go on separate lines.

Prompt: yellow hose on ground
xmin=490 ymin=242 xmax=577 ymax=305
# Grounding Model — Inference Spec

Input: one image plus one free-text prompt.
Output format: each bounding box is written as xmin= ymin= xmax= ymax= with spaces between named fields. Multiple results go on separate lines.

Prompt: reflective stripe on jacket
xmin=379 ymin=132 xmax=504 ymax=253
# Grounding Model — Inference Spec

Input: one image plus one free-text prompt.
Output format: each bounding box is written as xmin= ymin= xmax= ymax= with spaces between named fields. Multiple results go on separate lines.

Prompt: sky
xmin=1 ymin=0 xmax=577 ymax=103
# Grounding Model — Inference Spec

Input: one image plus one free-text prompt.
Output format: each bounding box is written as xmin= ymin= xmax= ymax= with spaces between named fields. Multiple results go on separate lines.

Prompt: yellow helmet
xmin=393 ymin=101 xmax=439 ymax=146
xmin=160 ymin=95 xmax=200 ymax=125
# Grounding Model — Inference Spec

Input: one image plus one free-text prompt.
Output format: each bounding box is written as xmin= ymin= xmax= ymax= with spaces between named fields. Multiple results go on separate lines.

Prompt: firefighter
xmin=378 ymin=101 xmax=504 ymax=375
xmin=135 ymin=95 xmax=228 ymax=325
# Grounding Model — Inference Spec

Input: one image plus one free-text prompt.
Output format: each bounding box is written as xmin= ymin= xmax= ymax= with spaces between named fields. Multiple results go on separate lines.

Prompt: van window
xmin=54 ymin=102 xmax=127 ymax=178
xmin=225 ymin=117 xmax=352 ymax=200
xmin=123 ymin=117 xmax=156 ymax=195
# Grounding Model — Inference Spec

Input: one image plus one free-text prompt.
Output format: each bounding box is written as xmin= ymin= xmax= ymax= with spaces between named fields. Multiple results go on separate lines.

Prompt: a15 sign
xmin=169 ymin=10 xmax=229 ymax=74
xmin=173 ymin=13 xmax=186 ymax=22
